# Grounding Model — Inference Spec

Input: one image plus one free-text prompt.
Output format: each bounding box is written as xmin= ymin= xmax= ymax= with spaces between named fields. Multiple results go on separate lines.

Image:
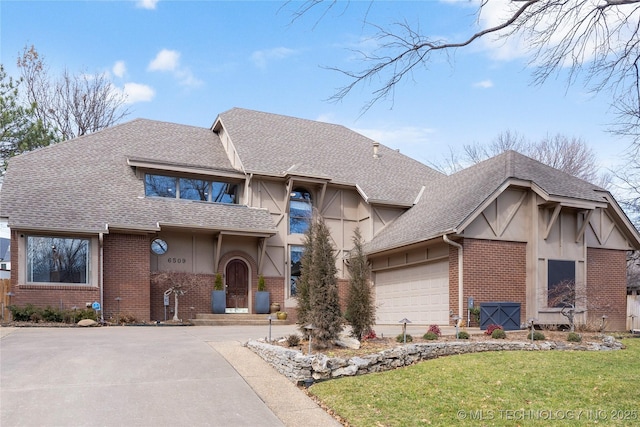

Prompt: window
xmin=145 ymin=174 xmax=176 ymax=198
xmin=179 ymin=178 xmax=209 ymax=201
xmin=27 ymin=236 xmax=89 ymax=284
xmin=290 ymin=246 xmax=303 ymax=297
xmin=289 ymin=188 xmax=312 ymax=234
xmin=145 ymin=173 xmax=238 ymax=204
xmin=547 ymin=260 xmax=575 ymax=308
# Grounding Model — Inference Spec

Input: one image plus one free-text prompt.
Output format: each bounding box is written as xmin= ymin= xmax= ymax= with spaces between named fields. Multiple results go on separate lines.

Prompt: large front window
xmin=27 ymin=236 xmax=89 ymax=284
xmin=145 ymin=174 xmax=237 ymax=204
xmin=289 ymin=188 xmax=312 ymax=234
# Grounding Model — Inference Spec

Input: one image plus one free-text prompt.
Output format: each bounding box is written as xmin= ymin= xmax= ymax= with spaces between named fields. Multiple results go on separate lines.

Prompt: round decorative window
xmin=151 ymin=238 xmax=168 ymax=255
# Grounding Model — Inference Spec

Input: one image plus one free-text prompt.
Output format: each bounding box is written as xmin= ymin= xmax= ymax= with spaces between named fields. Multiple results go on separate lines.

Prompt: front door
xmin=225 ymin=259 xmax=248 ymax=311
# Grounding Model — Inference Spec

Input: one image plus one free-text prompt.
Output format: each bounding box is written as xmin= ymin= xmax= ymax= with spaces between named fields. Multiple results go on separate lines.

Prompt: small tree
xmin=547 ymin=280 xmax=613 ymax=332
xmin=151 ymin=271 xmax=208 ymax=321
xmin=345 ymin=227 xmax=375 ymax=340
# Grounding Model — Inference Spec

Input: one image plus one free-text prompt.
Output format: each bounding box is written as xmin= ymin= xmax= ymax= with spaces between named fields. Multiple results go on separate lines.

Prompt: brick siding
xmin=587 ymin=248 xmax=627 ymax=331
xmin=103 ymin=233 xmax=151 ymax=321
xmin=449 ymin=238 xmax=527 ymax=326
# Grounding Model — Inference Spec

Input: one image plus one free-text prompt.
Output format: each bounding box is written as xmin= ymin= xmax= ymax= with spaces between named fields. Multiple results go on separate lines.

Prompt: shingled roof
xmin=0 ymin=119 xmax=275 ymax=234
xmin=365 ymin=150 xmax=613 ymax=254
xmin=216 ymin=108 xmax=444 ymax=206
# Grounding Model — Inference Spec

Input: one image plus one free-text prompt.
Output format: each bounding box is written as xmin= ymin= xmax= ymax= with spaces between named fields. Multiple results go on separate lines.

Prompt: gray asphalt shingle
xmin=217 ymin=108 xmax=444 ymax=205
xmin=365 ymin=150 xmax=610 ymax=254
xmin=0 ymin=119 xmax=274 ymax=234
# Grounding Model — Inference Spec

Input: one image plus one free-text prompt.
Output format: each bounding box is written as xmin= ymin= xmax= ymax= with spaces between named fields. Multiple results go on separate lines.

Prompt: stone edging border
xmin=246 ymin=336 xmax=623 ymax=385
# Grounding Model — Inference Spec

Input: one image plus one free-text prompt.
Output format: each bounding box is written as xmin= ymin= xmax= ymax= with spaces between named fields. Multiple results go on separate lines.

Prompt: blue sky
xmin=0 ymin=0 xmax=627 ymax=170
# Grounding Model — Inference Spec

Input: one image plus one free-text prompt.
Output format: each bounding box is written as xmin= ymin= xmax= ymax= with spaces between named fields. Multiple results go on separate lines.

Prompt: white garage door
xmin=374 ymin=260 xmax=449 ymax=325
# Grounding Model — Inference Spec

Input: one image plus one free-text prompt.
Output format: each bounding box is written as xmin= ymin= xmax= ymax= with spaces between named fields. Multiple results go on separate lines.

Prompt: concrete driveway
xmin=0 ymin=324 xmax=338 ymax=427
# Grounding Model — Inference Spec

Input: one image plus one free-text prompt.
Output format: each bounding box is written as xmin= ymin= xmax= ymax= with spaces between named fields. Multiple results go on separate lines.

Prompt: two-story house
xmin=1 ymin=108 xmax=638 ymax=330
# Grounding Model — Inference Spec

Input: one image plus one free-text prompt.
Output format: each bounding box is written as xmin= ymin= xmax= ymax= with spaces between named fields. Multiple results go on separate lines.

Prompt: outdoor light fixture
xmin=267 ymin=315 xmax=273 ymax=342
xmin=304 ymin=324 xmax=316 ymax=355
xmin=528 ymin=318 xmax=538 ymax=341
xmin=601 ymin=314 xmax=608 ymax=333
xmin=451 ymin=315 xmax=461 ymax=339
xmin=398 ymin=318 xmax=411 ymax=344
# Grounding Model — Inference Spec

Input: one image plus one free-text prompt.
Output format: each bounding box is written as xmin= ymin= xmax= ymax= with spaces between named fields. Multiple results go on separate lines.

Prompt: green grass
xmin=310 ymin=339 xmax=640 ymax=426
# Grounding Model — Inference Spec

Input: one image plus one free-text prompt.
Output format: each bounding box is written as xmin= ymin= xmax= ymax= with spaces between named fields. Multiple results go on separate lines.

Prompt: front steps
xmin=190 ymin=313 xmax=291 ymax=326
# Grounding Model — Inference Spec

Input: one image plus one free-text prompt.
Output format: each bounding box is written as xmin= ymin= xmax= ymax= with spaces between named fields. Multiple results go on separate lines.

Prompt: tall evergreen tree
xmin=345 ymin=227 xmax=375 ymax=340
xmin=296 ymin=223 xmax=314 ymax=336
xmin=308 ymin=217 xmax=343 ymax=349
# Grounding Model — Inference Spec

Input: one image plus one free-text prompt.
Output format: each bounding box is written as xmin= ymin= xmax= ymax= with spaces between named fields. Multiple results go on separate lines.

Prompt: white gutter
xmin=99 ymin=232 xmax=105 ymax=323
xmin=443 ymin=234 xmax=463 ymax=326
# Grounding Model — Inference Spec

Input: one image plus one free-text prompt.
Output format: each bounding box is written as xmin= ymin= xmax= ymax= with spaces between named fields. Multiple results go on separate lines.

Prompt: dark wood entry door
xmin=225 ymin=259 xmax=248 ymax=309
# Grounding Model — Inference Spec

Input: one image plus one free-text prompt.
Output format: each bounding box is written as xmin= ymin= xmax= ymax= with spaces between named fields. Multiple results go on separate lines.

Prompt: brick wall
xmin=150 ymin=272 xmax=216 ymax=321
xmin=103 ymin=233 xmax=151 ymax=322
xmin=449 ymin=238 xmax=527 ymax=326
xmin=587 ymin=247 xmax=627 ymax=331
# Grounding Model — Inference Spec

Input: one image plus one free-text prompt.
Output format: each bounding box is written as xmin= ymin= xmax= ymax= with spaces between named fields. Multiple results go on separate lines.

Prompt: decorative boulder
xmin=77 ymin=319 xmax=98 ymax=327
xmin=335 ymin=333 xmax=361 ymax=350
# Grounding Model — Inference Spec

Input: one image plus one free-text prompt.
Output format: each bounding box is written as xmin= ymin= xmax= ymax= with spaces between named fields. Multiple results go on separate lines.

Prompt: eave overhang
xmin=127 ymin=157 xmax=245 ymax=181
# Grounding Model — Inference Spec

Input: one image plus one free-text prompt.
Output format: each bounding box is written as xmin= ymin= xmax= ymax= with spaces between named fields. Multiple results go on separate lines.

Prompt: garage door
xmin=374 ymin=260 xmax=449 ymax=325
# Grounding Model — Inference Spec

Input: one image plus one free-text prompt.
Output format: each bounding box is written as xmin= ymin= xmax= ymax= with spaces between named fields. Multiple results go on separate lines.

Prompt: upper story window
xmin=145 ymin=174 xmax=237 ymax=204
xmin=289 ymin=188 xmax=312 ymax=234
xmin=27 ymin=236 xmax=89 ymax=284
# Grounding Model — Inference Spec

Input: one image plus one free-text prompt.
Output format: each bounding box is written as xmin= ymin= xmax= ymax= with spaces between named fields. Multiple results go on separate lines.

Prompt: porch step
xmin=190 ymin=313 xmax=291 ymax=326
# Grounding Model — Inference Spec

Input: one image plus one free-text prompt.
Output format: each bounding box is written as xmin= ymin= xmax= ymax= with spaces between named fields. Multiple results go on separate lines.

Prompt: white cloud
xmin=473 ymin=79 xmax=494 ymax=89
xmin=354 ymin=126 xmax=435 ymax=149
xmin=251 ymin=47 xmax=297 ymax=69
xmin=122 ymin=82 xmax=155 ymax=104
xmin=136 ymin=0 xmax=159 ymax=10
xmin=175 ymin=69 xmax=203 ymax=87
xmin=112 ymin=60 xmax=127 ymax=78
xmin=148 ymin=49 xmax=180 ymax=72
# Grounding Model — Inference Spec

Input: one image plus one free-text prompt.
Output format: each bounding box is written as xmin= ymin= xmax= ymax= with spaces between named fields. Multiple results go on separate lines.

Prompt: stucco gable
xmin=366 ymin=150 xmax=638 ymax=254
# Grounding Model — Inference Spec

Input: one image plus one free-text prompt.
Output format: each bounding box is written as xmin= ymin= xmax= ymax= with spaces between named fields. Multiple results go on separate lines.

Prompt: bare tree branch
xmin=292 ymin=0 xmax=640 ymax=125
xmin=17 ymin=45 xmax=129 ymax=141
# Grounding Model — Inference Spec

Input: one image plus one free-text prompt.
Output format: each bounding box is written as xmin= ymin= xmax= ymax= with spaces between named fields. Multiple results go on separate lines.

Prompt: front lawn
xmin=309 ymin=338 xmax=640 ymax=426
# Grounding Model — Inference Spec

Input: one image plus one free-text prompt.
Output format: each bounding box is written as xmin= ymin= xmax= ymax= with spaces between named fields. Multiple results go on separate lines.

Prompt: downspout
xmin=99 ymin=232 xmax=104 ymax=323
xmin=443 ymin=234 xmax=463 ymax=326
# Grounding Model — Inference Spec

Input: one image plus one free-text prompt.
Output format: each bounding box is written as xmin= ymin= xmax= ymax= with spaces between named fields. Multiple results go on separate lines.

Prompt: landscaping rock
xmin=335 ymin=333 xmax=361 ymax=350
xmin=77 ymin=319 xmax=98 ymax=327
xmin=246 ymin=336 xmax=625 ymax=384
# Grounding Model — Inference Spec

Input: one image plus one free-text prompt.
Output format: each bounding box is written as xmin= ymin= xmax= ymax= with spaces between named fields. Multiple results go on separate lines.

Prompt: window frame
xmin=547 ymin=259 xmax=576 ymax=308
xmin=25 ymin=235 xmax=91 ymax=285
xmin=289 ymin=245 xmax=304 ymax=298
xmin=144 ymin=173 xmax=239 ymax=205
xmin=289 ymin=188 xmax=313 ymax=234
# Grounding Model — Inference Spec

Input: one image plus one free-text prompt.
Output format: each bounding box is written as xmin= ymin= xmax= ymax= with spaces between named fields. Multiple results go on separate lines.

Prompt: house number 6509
xmin=168 ymin=258 xmax=186 ymax=264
